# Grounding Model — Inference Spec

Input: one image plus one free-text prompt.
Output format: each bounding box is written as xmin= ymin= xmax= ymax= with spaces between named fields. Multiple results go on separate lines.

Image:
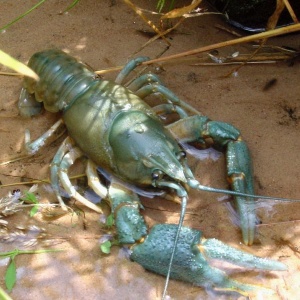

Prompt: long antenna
xmin=188 ymin=178 xmax=300 ymax=203
xmin=162 ymin=195 xmax=187 ymax=300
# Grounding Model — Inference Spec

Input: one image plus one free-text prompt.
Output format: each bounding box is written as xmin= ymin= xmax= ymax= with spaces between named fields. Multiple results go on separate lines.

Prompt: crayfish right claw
xmin=130 ymin=224 xmax=286 ymax=296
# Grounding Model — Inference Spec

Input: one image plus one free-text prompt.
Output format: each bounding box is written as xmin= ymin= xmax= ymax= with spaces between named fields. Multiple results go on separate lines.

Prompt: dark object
xmin=263 ymin=78 xmax=277 ymax=91
xmin=208 ymin=0 xmax=300 ymax=32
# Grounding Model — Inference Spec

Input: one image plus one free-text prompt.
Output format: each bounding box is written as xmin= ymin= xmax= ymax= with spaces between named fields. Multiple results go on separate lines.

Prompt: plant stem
xmin=142 ymin=23 xmax=300 ymax=65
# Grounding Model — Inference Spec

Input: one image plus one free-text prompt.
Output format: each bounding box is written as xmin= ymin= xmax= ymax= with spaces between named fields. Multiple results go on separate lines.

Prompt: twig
xmin=282 ymin=0 xmax=299 ymax=23
xmin=0 ymin=174 xmax=86 ymax=188
xmin=257 ymin=219 xmax=300 ymax=227
xmin=123 ymin=0 xmax=171 ymax=46
xmin=0 ymin=72 xmax=22 ymax=77
xmin=133 ymin=17 xmax=185 ymax=55
xmin=140 ymin=23 xmax=300 ymax=65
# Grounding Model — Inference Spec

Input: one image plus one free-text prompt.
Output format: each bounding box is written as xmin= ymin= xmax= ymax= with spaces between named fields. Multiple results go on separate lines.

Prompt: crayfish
xmin=18 ymin=49 xmax=293 ymax=298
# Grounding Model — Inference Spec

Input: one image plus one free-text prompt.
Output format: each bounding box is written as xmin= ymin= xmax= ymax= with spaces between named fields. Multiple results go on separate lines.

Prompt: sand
xmin=0 ymin=1 xmax=299 ymax=299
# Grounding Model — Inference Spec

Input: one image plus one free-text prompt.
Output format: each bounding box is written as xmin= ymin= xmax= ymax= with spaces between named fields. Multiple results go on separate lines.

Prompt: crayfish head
xmin=109 ymin=111 xmax=187 ymax=186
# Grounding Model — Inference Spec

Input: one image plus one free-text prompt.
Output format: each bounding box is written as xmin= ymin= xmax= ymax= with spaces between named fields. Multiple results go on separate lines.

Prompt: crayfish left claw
xmin=131 ymin=224 xmax=286 ymax=296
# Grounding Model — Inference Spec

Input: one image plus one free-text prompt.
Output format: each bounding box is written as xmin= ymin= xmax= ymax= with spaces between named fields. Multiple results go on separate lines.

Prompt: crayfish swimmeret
xmin=19 ymin=49 xmax=291 ymax=297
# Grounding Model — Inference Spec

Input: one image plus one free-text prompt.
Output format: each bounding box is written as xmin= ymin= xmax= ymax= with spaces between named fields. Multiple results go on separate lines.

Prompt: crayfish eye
xmin=177 ymin=150 xmax=186 ymax=160
xmin=152 ymin=170 xmax=163 ymax=181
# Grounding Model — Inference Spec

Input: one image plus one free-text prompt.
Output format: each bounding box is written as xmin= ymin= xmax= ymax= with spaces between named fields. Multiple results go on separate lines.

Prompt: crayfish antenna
xmin=162 ymin=195 xmax=187 ymax=300
xmin=187 ymin=178 xmax=300 ymax=203
xmin=154 ymin=180 xmax=188 ymax=300
xmin=187 ymin=178 xmax=300 ymax=245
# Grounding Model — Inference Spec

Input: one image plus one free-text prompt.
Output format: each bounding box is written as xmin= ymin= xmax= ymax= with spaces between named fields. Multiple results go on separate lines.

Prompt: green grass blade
xmin=0 ymin=250 xmax=18 ymax=258
xmin=63 ymin=0 xmax=80 ymax=13
xmin=0 ymin=0 xmax=46 ymax=32
xmin=156 ymin=0 xmax=165 ymax=12
xmin=0 ymin=248 xmax=63 ymax=258
xmin=16 ymin=249 xmax=64 ymax=255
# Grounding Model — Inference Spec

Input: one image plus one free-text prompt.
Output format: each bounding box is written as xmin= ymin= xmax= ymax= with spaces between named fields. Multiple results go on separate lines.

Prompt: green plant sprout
xmin=99 ymin=214 xmax=119 ymax=254
xmin=100 ymin=240 xmax=112 ymax=254
xmin=105 ymin=213 xmax=114 ymax=228
xmin=21 ymin=191 xmax=39 ymax=217
xmin=100 ymin=239 xmax=120 ymax=254
xmin=0 ymin=248 xmax=63 ymax=292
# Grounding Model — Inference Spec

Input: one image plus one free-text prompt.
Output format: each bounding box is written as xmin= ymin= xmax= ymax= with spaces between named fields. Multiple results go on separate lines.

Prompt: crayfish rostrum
xmin=18 ymin=49 xmax=290 ymax=297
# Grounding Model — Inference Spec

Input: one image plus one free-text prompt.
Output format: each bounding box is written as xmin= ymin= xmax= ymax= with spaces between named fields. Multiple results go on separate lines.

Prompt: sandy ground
xmin=0 ymin=1 xmax=299 ymax=299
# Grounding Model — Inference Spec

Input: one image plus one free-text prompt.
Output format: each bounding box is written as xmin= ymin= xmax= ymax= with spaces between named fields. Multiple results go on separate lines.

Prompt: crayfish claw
xmin=130 ymin=224 xmax=286 ymax=296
